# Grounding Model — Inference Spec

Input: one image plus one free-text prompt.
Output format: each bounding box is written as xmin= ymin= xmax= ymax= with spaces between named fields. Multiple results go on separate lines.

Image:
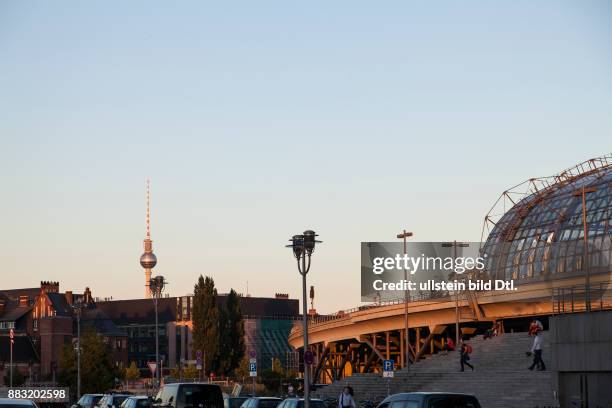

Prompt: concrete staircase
xmin=313 ymin=332 xmax=556 ymax=408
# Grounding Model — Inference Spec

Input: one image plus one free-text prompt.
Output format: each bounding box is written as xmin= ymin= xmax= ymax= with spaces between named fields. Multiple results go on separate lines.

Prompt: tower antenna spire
xmin=146 ymin=179 xmax=151 ymax=239
xmin=141 ymin=179 xmax=157 ymax=298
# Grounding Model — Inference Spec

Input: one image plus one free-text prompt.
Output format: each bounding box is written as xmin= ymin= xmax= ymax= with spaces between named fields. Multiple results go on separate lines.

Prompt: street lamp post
xmin=442 ymin=241 xmax=469 ymax=345
xmin=71 ymin=301 xmax=84 ymax=400
xmin=150 ymin=276 xmax=166 ymax=388
xmin=396 ymin=230 xmax=413 ymax=370
xmin=287 ymin=230 xmax=321 ymax=408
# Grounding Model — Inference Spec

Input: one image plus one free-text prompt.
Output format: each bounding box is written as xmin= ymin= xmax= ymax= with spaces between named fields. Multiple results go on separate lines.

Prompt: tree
xmin=234 ymin=356 xmax=251 ymax=382
xmin=261 ymin=369 xmax=282 ymax=393
xmin=192 ymin=275 xmax=221 ymax=375
xmin=271 ymin=358 xmax=283 ymax=374
xmin=3 ymin=367 xmax=25 ymax=387
xmin=124 ymin=361 xmax=140 ymax=386
xmin=183 ymin=364 xmax=198 ymax=380
xmin=226 ymin=289 xmax=246 ymax=374
xmin=58 ymin=330 xmax=118 ymax=394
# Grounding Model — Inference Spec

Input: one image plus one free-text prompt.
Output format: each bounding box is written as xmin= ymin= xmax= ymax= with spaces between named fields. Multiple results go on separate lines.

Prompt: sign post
xmin=249 ymin=352 xmax=257 ymax=396
xmin=9 ymin=328 xmax=14 ymax=387
xmin=148 ymin=362 xmax=157 ymax=375
xmin=382 ymin=359 xmax=394 ymax=395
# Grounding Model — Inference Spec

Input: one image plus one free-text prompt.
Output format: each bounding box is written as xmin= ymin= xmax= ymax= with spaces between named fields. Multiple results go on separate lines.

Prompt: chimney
xmin=83 ymin=287 xmax=92 ymax=304
xmin=65 ymin=291 xmax=73 ymax=305
xmin=41 ymin=281 xmax=60 ymax=294
xmin=18 ymin=295 xmax=29 ymax=307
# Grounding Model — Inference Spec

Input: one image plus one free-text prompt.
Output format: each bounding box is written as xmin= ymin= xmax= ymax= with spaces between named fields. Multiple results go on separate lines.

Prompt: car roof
xmin=282 ymin=399 xmax=323 ymax=402
xmin=126 ymin=397 xmax=149 ymax=400
xmin=252 ymin=398 xmax=281 ymax=400
xmin=0 ymin=399 xmax=37 ymax=405
xmin=382 ymin=393 xmax=476 ymax=402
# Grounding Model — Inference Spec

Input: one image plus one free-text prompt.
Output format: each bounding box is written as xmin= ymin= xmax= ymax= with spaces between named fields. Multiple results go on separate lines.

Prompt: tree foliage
xmin=125 ymin=361 xmax=140 ymax=383
xmin=234 ymin=356 xmax=251 ymax=381
xmin=192 ymin=275 xmax=220 ymax=375
xmin=3 ymin=367 xmax=25 ymax=387
xmin=191 ymin=276 xmax=246 ymax=377
xmin=58 ymin=330 xmax=118 ymax=394
xmin=221 ymin=289 xmax=245 ymax=375
xmin=183 ymin=364 xmax=198 ymax=380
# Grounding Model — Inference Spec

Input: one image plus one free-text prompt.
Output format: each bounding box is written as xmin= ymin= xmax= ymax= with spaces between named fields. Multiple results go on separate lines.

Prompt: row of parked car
xmin=0 ymin=382 xmax=480 ymax=408
xmin=70 ymin=383 xmax=328 ymax=408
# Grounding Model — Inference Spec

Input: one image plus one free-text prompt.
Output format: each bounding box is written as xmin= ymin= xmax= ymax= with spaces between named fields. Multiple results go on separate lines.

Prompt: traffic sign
xmin=196 ymin=350 xmax=203 ymax=358
xmin=382 ymin=359 xmax=394 ymax=378
xmin=196 ymin=357 xmax=202 ymax=370
xmin=249 ymin=362 xmax=257 ymax=377
xmin=148 ymin=362 xmax=157 ymax=375
xmin=304 ymin=350 xmax=315 ymax=365
xmin=248 ymin=349 xmax=257 ymax=359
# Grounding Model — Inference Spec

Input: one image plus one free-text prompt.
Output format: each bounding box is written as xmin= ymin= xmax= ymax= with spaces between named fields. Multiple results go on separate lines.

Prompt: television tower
xmin=140 ymin=180 xmax=157 ymax=298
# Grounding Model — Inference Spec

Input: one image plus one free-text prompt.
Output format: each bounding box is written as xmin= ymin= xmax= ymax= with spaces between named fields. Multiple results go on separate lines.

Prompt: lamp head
xmin=150 ymin=275 xmax=166 ymax=297
xmin=288 ymin=234 xmax=304 ymax=258
xmin=303 ymin=230 xmax=320 ymax=255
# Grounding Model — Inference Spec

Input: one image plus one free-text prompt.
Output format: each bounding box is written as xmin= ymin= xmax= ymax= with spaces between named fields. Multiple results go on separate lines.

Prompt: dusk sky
xmin=1 ymin=1 xmax=610 ymax=312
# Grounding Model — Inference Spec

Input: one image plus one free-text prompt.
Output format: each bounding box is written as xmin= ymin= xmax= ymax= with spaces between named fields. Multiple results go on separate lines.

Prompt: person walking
xmin=528 ymin=322 xmax=546 ymax=371
xmin=444 ymin=336 xmax=455 ymax=355
xmin=460 ymin=342 xmax=474 ymax=371
xmin=338 ymin=386 xmax=356 ymax=408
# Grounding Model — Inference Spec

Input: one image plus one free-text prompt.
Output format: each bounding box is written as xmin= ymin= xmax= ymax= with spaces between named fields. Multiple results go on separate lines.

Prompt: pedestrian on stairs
xmin=460 ymin=342 xmax=474 ymax=371
xmin=528 ymin=321 xmax=546 ymax=371
xmin=338 ymin=386 xmax=356 ymax=408
xmin=445 ymin=336 xmax=455 ymax=354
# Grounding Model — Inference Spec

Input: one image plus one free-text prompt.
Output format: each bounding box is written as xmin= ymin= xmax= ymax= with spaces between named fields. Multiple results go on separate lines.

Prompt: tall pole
xmin=77 ymin=310 xmax=81 ymax=400
xmin=454 ymin=242 xmax=459 ymax=345
xmin=397 ymin=230 xmax=413 ymax=370
xmin=442 ymin=241 xmax=469 ymax=344
xmin=9 ymin=329 xmax=13 ymax=387
xmin=287 ymin=231 xmax=319 ymax=408
xmin=301 ymin=252 xmax=310 ymax=408
xmin=154 ymin=295 xmax=160 ymax=387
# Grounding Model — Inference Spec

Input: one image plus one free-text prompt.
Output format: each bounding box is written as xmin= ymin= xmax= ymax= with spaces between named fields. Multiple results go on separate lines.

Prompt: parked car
xmin=224 ymin=397 xmax=248 ymax=408
xmin=97 ymin=395 xmax=132 ymax=408
xmin=376 ymin=393 xmax=481 ymax=408
xmin=121 ymin=397 xmax=152 ymax=408
xmin=153 ymin=383 xmax=223 ymax=408
xmin=276 ymin=399 xmax=325 ymax=408
xmin=239 ymin=398 xmax=282 ymax=408
xmin=74 ymin=394 xmax=104 ymax=408
xmin=0 ymin=399 xmax=38 ymax=408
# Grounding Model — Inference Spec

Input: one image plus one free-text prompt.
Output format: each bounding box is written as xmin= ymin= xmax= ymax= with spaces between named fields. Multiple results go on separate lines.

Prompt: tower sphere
xmin=140 ymin=252 xmax=157 ymax=269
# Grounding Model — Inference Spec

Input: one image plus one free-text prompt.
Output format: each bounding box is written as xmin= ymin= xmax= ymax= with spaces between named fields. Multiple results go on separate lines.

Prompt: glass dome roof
xmin=482 ymin=157 xmax=611 ymax=282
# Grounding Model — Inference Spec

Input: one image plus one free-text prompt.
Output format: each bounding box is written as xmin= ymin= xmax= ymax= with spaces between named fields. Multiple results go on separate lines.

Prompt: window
xmin=391 ymin=401 xmax=419 ymax=408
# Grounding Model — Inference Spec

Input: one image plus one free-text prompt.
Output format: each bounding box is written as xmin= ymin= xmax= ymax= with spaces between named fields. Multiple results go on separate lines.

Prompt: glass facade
xmin=482 ymin=166 xmax=611 ymax=281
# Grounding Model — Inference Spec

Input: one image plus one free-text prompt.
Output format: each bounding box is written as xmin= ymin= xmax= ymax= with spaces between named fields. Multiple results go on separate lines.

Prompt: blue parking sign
xmin=383 ymin=360 xmax=394 ymax=377
xmin=249 ymin=362 xmax=257 ymax=377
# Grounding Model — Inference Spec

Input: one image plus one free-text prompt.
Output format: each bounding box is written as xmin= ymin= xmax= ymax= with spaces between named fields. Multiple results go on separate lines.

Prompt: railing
xmin=296 ymin=292 xmax=456 ymax=329
xmin=553 ymin=281 xmax=612 ymax=314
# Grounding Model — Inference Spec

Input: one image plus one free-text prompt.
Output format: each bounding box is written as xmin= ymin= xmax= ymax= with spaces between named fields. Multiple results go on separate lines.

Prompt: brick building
xmin=0 ymin=282 xmax=127 ymax=384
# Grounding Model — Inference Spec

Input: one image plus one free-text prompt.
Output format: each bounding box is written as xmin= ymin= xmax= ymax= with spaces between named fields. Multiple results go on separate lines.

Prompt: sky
xmin=0 ymin=1 xmax=610 ymax=313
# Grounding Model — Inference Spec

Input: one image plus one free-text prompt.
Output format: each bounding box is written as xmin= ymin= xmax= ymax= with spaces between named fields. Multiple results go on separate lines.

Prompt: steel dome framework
xmin=480 ymin=154 xmax=611 ymax=282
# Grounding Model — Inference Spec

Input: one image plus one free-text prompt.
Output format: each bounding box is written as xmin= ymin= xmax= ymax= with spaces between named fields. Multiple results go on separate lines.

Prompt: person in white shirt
xmin=338 ymin=387 xmax=356 ymax=408
xmin=528 ymin=323 xmax=546 ymax=371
